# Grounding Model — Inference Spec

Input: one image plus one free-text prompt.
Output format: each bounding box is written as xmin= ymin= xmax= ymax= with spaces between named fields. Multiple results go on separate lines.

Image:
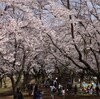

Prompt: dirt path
xmin=0 ymin=87 xmax=100 ymax=99
xmin=0 ymin=95 xmax=100 ymax=99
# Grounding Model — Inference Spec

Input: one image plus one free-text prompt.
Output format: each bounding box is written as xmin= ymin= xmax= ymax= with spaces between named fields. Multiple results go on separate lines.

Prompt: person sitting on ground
xmin=95 ymin=84 xmax=100 ymax=96
xmin=14 ymin=87 xmax=24 ymax=99
xmin=87 ymin=85 xmax=90 ymax=93
xmin=89 ymin=85 xmax=93 ymax=95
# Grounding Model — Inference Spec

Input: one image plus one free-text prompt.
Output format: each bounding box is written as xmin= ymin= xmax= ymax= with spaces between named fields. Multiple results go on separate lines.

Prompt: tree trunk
xmin=22 ymin=72 xmax=29 ymax=90
xmin=3 ymin=76 xmax=7 ymax=88
xmin=0 ymin=78 xmax=2 ymax=88
xmin=9 ymin=76 xmax=15 ymax=99
xmin=80 ymin=78 xmax=83 ymax=88
xmin=97 ymin=76 xmax=100 ymax=85
xmin=9 ymin=74 xmax=21 ymax=98
xmin=71 ymin=74 xmax=74 ymax=86
xmin=15 ymin=72 xmax=22 ymax=88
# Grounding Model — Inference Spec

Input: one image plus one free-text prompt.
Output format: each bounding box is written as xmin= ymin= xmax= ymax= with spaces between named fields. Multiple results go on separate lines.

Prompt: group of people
xmin=14 ymin=84 xmax=43 ymax=99
xmin=48 ymin=78 xmax=78 ymax=99
xmin=86 ymin=85 xmax=100 ymax=95
xmin=49 ymin=81 xmax=66 ymax=99
xmin=13 ymin=79 xmax=100 ymax=99
xmin=27 ymin=83 xmax=43 ymax=99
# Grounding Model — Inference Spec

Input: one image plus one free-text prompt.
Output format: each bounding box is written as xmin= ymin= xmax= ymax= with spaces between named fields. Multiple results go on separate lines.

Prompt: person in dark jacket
xmin=95 ymin=85 xmax=100 ymax=96
xmin=74 ymin=85 xmax=78 ymax=95
xmin=33 ymin=85 xmax=42 ymax=99
xmin=14 ymin=88 xmax=24 ymax=99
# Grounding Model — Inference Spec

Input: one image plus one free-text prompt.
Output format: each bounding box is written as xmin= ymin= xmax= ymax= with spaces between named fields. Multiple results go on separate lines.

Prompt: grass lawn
xmin=0 ymin=87 xmax=11 ymax=93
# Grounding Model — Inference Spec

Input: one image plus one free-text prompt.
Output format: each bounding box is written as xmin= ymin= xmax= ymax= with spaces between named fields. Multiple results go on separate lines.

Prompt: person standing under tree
xmin=50 ymin=85 xmax=56 ymax=99
xmin=62 ymin=87 xmax=65 ymax=99
xmin=58 ymin=83 xmax=62 ymax=96
xmin=33 ymin=84 xmax=43 ymax=99
xmin=14 ymin=88 xmax=24 ymax=99
xmin=74 ymin=85 xmax=78 ymax=95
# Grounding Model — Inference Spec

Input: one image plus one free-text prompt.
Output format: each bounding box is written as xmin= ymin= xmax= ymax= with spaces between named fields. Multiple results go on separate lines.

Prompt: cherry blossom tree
xmin=0 ymin=0 xmax=46 ymax=94
xmin=46 ymin=0 xmax=100 ymax=83
xmin=0 ymin=0 xmax=100 ymax=96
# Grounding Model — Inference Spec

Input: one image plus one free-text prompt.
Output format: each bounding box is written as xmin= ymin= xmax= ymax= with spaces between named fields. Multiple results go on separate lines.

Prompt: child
xmin=62 ymin=87 xmax=65 ymax=99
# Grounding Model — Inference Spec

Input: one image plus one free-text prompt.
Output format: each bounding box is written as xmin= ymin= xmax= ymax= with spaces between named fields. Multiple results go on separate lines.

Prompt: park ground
xmin=0 ymin=77 xmax=100 ymax=99
xmin=0 ymin=87 xmax=100 ymax=99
